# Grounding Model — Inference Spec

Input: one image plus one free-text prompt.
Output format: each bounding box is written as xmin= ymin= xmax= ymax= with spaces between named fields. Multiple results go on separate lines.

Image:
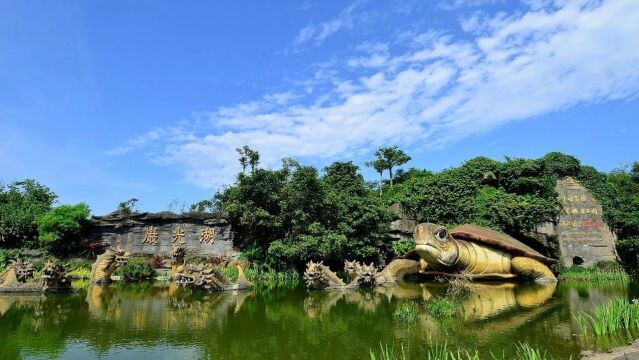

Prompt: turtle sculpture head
xmin=412 ymin=222 xmax=557 ymax=282
xmin=413 ymin=223 xmax=458 ymax=267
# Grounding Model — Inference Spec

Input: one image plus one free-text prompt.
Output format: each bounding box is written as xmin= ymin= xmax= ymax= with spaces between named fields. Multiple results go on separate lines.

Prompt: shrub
xmin=0 ymin=248 xmax=21 ymax=271
xmin=114 ymin=257 xmax=156 ymax=281
xmin=152 ymin=255 xmax=165 ymax=269
xmin=390 ymin=237 xmax=414 ymax=256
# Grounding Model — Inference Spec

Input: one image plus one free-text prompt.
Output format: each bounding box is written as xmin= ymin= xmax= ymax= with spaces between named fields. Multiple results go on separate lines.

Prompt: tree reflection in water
xmin=0 ymin=281 xmax=634 ymax=359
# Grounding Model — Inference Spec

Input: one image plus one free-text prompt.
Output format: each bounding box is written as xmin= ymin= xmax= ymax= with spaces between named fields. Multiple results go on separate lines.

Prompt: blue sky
xmin=1 ymin=0 xmax=638 ymax=215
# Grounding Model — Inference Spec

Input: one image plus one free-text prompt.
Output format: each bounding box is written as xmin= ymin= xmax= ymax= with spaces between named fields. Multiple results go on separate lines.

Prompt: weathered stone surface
xmin=537 ymin=177 xmax=618 ymax=266
xmin=389 ymin=203 xmax=417 ymax=235
xmin=87 ymin=211 xmax=237 ymax=258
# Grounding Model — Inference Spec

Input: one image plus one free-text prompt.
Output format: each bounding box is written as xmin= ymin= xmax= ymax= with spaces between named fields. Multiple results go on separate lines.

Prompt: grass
xmin=370 ymin=343 xmax=408 ymax=360
xmin=425 ymin=297 xmax=458 ymax=319
xmin=559 ymin=261 xmax=629 ymax=283
xmin=369 ymin=342 xmax=553 ymax=360
xmin=574 ymin=297 xmax=639 ymax=336
xmin=514 ymin=343 xmax=553 ymax=360
xmin=244 ymin=267 xmax=300 ymax=289
xmin=393 ymin=302 xmax=421 ymax=324
xmin=68 ymin=267 xmax=91 ymax=280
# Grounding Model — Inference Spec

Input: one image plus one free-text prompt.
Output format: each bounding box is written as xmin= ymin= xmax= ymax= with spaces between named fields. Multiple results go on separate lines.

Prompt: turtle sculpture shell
xmin=449 ymin=224 xmax=556 ymax=265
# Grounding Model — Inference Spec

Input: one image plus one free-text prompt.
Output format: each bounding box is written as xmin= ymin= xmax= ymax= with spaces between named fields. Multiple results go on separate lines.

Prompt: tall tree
xmin=236 ymin=147 xmax=249 ymax=173
xmin=237 ymin=145 xmax=260 ymax=173
xmin=366 ymin=159 xmax=388 ymax=195
xmin=374 ymin=146 xmax=411 ymax=187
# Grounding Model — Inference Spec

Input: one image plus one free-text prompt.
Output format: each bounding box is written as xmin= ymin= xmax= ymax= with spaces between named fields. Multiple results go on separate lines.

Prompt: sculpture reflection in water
xmin=85 ymin=283 xmax=253 ymax=331
xmin=303 ymin=280 xmax=557 ymax=328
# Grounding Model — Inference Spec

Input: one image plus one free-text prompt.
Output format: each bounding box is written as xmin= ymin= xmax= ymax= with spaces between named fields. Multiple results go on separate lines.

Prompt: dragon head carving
xmin=353 ymin=262 xmax=378 ymax=287
xmin=10 ymin=259 xmax=35 ymax=283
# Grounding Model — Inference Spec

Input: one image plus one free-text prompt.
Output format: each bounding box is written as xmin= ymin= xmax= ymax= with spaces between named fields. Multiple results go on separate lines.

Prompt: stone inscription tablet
xmin=555 ymin=177 xmax=618 ymax=266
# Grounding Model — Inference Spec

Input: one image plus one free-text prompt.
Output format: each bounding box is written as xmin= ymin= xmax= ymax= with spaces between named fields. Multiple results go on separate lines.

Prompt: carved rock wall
xmin=87 ymin=212 xmax=237 ymax=258
xmin=536 ymin=177 xmax=618 ymax=266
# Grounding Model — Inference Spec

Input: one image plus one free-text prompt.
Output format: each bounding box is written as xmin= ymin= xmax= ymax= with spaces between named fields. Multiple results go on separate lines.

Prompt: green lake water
xmin=0 ymin=281 xmax=637 ymax=360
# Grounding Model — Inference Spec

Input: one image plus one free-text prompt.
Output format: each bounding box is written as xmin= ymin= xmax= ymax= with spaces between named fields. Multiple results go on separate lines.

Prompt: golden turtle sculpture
xmin=408 ymin=223 xmax=557 ymax=283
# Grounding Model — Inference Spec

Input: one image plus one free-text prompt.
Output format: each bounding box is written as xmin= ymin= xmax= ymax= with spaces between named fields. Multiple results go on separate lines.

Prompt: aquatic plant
xmin=369 ymin=342 xmax=552 ymax=360
xmin=392 ymin=302 xmax=420 ymax=324
xmin=425 ymin=297 xmax=458 ymax=319
xmin=369 ymin=343 xmax=408 ymax=360
xmin=574 ymin=297 xmax=639 ymax=336
xmin=423 ymin=343 xmax=479 ymax=360
xmin=515 ymin=342 xmax=553 ymax=360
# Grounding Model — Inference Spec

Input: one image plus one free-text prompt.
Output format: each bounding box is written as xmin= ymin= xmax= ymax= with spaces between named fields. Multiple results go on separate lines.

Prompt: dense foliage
xmin=382 ymin=154 xmax=576 ymax=235
xmin=215 ymin=158 xmax=393 ymax=269
xmin=37 ymin=203 xmax=91 ymax=255
xmin=114 ymin=257 xmax=157 ymax=280
xmin=0 ymin=179 xmax=57 ymax=247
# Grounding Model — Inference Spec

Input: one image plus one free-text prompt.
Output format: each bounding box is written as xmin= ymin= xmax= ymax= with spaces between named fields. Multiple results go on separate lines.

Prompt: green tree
xmin=215 ymin=154 xmax=393 ymax=268
xmin=236 ymin=145 xmax=260 ymax=173
xmin=236 ymin=147 xmax=249 ymax=173
xmin=36 ymin=203 xmax=90 ymax=255
xmin=373 ymin=146 xmax=411 ymax=187
xmin=0 ymin=179 xmax=57 ymax=246
xmin=117 ymin=198 xmax=139 ymax=215
xmin=189 ymin=199 xmax=215 ymax=213
xmin=366 ymin=159 xmax=388 ymax=195
xmin=631 ymin=161 xmax=639 ymax=183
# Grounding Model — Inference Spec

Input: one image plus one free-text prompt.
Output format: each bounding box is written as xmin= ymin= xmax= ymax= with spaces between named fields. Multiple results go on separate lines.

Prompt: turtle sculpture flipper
xmin=413 ymin=223 xmax=557 ymax=283
xmin=374 ymin=259 xmax=421 ymax=285
xmin=510 ymin=257 xmax=556 ymax=283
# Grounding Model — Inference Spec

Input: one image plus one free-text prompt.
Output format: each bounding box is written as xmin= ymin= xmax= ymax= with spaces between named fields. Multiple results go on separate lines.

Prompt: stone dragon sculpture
xmin=0 ymin=259 xmax=72 ymax=292
xmin=305 ymin=258 xmax=423 ymax=290
xmin=90 ymin=247 xmax=132 ymax=283
xmin=0 ymin=259 xmax=35 ymax=290
xmin=41 ymin=262 xmax=72 ymax=292
xmin=168 ymin=244 xmax=187 ymax=279
xmin=304 ymin=261 xmax=355 ymax=290
xmin=173 ymin=263 xmax=253 ymax=292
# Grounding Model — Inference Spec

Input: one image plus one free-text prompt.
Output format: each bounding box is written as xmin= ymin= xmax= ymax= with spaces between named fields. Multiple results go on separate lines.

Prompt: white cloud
xmin=108 ymin=0 xmax=639 ymax=189
xmin=294 ymin=0 xmax=364 ymax=46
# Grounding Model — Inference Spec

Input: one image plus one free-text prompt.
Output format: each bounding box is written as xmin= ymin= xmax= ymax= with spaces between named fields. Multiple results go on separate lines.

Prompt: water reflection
xmin=0 ymin=281 xmax=634 ymax=360
xmin=304 ymin=281 xmax=557 ymax=321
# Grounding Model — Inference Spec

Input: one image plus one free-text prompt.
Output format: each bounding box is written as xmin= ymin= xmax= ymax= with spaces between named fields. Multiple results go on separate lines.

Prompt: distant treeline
xmin=1 ymin=149 xmax=637 ymax=273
